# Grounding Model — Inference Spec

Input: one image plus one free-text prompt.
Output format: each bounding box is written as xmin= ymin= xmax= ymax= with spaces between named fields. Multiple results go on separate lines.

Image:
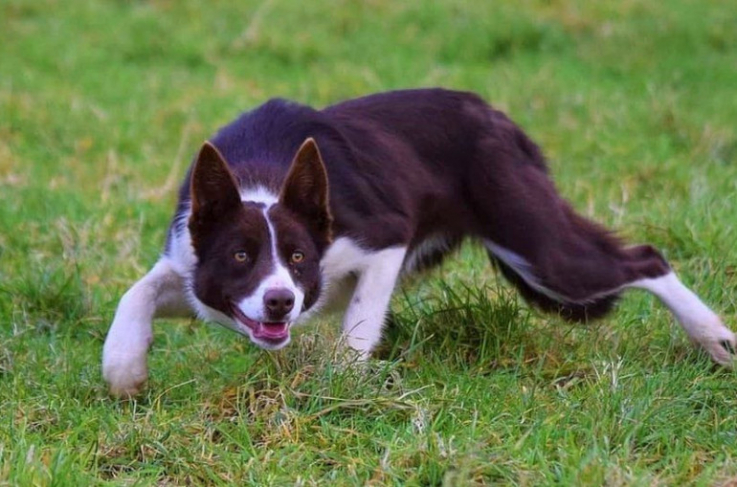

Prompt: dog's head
xmin=187 ymin=138 xmax=332 ymax=349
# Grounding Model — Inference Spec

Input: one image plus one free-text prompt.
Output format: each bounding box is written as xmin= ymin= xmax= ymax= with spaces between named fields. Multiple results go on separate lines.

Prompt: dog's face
xmin=187 ymin=139 xmax=332 ymax=349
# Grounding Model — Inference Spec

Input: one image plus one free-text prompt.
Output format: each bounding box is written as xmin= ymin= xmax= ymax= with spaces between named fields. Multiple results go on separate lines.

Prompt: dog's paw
xmin=108 ymin=377 xmax=147 ymax=399
xmin=102 ymin=350 xmax=149 ymax=398
xmin=693 ymin=320 xmax=736 ymax=368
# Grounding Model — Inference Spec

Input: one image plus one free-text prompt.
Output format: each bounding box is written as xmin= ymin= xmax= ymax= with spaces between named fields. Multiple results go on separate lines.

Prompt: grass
xmin=2 ymin=0 xmax=737 ymax=484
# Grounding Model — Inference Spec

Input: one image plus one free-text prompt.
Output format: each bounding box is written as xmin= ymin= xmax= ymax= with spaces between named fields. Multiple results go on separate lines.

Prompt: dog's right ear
xmin=189 ymin=142 xmax=241 ymax=227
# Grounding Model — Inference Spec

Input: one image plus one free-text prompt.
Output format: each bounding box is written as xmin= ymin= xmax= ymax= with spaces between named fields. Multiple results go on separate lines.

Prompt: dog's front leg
xmin=102 ymin=258 xmax=191 ymax=397
xmin=341 ymin=247 xmax=407 ymax=359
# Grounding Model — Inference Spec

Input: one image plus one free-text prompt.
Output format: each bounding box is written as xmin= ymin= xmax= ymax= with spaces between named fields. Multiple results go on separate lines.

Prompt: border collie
xmin=102 ymin=89 xmax=735 ymax=397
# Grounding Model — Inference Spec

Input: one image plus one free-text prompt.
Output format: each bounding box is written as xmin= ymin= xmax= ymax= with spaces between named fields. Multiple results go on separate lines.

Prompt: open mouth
xmin=231 ymin=305 xmax=290 ymax=344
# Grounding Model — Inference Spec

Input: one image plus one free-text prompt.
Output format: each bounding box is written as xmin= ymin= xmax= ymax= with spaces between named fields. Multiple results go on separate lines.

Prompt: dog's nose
xmin=263 ymin=288 xmax=295 ymax=319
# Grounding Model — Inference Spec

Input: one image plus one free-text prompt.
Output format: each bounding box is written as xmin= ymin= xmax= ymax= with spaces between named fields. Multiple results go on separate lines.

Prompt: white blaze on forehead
xmin=240 ymin=186 xmax=278 ymax=206
xmin=236 ymin=204 xmax=305 ymax=323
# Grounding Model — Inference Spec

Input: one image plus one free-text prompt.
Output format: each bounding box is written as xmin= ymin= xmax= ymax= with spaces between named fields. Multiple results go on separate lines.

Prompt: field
xmin=2 ymin=0 xmax=737 ymax=485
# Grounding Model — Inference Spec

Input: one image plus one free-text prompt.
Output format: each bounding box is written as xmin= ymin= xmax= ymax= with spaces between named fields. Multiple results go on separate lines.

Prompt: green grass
xmin=2 ymin=0 xmax=737 ymax=484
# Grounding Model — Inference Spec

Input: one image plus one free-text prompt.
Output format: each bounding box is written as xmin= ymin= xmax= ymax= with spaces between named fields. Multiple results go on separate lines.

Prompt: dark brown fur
xmin=174 ymin=89 xmax=671 ymax=324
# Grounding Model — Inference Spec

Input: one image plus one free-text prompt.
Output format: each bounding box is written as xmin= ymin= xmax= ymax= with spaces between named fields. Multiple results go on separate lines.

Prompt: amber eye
xmin=290 ymin=251 xmax=305 ymax=264
xmin=233 ymin=250 xmax=248 ymax=262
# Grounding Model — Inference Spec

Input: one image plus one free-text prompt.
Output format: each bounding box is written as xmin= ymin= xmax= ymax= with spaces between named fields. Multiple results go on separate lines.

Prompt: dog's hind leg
xmin=486 ymin=235 xmax=735 ymax=364
xmin=102 ymin=258 xmax=191 ymax=397
xmin=627 ymin=259 xmax=736 ymax=365
xmin=469 ymin=119 xmax=735 ymax=365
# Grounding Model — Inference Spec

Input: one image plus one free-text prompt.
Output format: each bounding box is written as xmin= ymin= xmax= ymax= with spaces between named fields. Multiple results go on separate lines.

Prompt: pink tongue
xmin=257 ymin=322 xmax=288 ymax=339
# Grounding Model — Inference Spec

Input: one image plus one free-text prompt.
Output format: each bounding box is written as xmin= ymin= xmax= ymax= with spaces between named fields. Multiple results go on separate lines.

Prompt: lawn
xmin=2 ymin=0 xmax=737 ymax=485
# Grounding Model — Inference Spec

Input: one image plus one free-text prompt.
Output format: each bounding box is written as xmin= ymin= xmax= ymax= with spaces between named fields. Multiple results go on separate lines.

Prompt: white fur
xmin=318 ymin=238 xmax=407 ymax=358
xmin=320 ymin=236 xmax=376 ymax=280
xmin=630 ymin=272 xmax=736 ymax=365
xmin=102 ymin=258 xmax=191 ymax=397
xmin=292 ymin=237 xmax=368 ymax=325
xmin=240 ymin=186 xmax=278 ymax=206
xmin=168 ymin=205 xmax=196 ymax=276
xmin=484 ymin=241 xmax=538 ymax=284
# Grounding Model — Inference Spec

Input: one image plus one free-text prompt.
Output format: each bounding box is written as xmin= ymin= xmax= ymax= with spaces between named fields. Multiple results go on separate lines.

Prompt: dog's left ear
xmin=279 ymin=138 xmax=333 ymax=247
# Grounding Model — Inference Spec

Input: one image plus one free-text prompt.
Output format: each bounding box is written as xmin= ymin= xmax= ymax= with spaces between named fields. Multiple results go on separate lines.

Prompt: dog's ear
xmin=279 ymin=138 xmax=333 ymax=246
xmin=189 ymin=142 xmax=241 ymax=227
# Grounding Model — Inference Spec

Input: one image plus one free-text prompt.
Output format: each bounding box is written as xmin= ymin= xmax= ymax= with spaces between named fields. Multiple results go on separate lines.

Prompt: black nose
xmin=263 ymin=288 xmax=295 ymax=319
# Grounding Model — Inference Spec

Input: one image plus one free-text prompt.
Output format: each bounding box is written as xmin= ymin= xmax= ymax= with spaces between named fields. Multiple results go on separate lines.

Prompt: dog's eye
xmin=290 ymin=251 xmax=305 ymax=264
xmin=233 ymin=250 xmax=248 ymax=262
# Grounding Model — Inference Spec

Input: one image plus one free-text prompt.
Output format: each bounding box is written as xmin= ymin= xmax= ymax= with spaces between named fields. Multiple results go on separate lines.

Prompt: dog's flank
xmin=102 ymin=88 xmax=735 ymax=397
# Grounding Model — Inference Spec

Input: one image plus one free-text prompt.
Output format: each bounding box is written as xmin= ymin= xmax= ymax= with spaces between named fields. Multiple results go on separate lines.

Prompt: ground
xmin=1 ymin=0 xmax=737 ymax=485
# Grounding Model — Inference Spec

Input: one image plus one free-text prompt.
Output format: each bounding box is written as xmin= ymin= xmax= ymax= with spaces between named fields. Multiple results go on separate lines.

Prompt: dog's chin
xmin=231 ymin=305 xmax=291 ymax=350
xmin=251 ymin=332 xmax=291 ymax=350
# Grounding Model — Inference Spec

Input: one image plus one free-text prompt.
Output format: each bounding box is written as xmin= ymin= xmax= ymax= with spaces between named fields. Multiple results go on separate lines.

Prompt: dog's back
xmin=172 ymin=89 xmax=544 ymax=253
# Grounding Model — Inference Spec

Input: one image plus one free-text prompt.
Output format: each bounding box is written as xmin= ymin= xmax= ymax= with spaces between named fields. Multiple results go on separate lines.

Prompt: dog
xmin=102 ymin=88 xmax=735 ymax=397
